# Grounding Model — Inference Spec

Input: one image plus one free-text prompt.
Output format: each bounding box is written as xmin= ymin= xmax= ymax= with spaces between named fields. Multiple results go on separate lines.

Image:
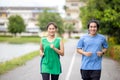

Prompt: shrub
xmin=106 ymin=45 xmax=120 ymax=61
xmin=74 ymin=36 xmax=80 ymax=39
xmin=108 ymin=36 xmax=117 ymax=45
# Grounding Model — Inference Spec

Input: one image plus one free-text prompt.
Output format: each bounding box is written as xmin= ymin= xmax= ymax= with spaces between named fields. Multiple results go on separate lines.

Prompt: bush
xmin=74 ymin=36 xmax=80 ymax=39
xmin=106 ymin=45 xmax=120 ymax=61
xmin=108 ymin=36 xmax=117 ymax=45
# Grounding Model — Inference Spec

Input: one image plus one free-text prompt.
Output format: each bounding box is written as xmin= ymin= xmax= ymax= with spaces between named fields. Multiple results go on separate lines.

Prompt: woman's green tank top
xmin=40 ymin=37 xmax=62 ymax=74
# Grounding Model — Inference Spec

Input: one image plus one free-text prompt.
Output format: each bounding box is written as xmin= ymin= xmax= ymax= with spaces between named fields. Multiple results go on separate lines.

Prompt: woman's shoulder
xmin=55 ymin=37 xmax=61 ymax=39
xmin=55 ymin=37 xmax=62 ymax=42
xmin=41 ymin=37 xmax=47 ymax=41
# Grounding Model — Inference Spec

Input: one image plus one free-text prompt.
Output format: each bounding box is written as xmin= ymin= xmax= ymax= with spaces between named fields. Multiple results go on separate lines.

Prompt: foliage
xmin=63 ymin=5 xmax=68 ymax=11
xmin=108 ymin=36 xmax=117 ymax=45
xmin=8 ymin=15 xmax=26 ymax=36
xmin=80 ymin=0 xmax=120 ymax=44
xmin=64 ymin=23 xmax=75 ymax=32
xmin=64 ymin=23 xmax=75 ymax=38
xmin=37 ymin=9 xmax=64 ymax=36
xmin=0 ymin=36 xmax=40 ymax=44
xmin=106 ymin=45 xmax=120 ymax=61
xmin=74 ymin=36 xmax=80 ymax=39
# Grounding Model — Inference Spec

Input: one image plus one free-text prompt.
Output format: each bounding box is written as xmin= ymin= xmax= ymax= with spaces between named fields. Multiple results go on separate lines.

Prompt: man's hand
xmin=97 ymin=51 xmax=104 ymax=57
xmin=83 ymin=52 xmax=92 ymax=56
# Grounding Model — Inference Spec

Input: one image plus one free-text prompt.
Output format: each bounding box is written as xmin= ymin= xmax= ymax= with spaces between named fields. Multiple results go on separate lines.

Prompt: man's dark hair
xmin=87 ymin=19 xmax=100 ymax=30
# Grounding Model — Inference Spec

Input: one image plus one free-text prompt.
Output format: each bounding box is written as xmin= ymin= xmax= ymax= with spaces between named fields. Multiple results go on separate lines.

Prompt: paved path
xmin=0 ymin=39 xmax=120 ymax=80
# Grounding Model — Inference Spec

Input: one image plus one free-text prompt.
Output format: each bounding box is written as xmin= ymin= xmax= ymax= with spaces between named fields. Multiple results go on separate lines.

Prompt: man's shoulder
xmin=97 ymin=34 xmax=106 ymax=38
xmin=80 ymin=33 xmax=89 ymax=38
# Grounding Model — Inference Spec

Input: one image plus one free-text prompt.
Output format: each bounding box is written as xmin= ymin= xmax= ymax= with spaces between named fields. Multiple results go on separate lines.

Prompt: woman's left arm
xmin=51 ymin=40 xmax=64 ymax=56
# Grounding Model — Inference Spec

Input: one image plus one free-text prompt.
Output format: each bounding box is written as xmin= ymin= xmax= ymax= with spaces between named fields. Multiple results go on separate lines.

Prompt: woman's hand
xmin=40 ymin=52 xmax=44 ymax=57
xmin=40 ymin=43 xmax=44 ymax=57
xmin=50 ymin=44 xmax=54 ymax=48
xmin=50 ymin=40 xmax=64 ymax=56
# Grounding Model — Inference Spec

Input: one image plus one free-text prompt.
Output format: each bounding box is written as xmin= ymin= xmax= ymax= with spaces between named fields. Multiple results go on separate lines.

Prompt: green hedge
xmin=106 ymin=45 xmax=120 ymax=61
xmin=0 ymin=36 xmax=40 ymax=44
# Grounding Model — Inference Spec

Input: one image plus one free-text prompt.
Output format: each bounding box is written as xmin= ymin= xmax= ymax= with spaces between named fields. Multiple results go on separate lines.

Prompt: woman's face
xmin=88 ymin=22 xmax=98 ymax=36
xmin=47 ymin=24 xmax=57 ymax=36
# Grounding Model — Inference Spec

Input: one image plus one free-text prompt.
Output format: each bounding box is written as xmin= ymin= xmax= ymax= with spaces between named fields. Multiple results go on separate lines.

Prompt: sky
xmin=0 ymin=0 xmax=66 ymax=17
xmin=0 ymin=0 xmax=66 ymax=12
xmin=40 ymin=0 xmax=66 ymax=15
xmin=27 ymin=0 xmax=66 ymax=13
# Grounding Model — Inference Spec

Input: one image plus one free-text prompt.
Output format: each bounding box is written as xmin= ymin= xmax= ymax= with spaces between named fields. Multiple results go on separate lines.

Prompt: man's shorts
xmin=80 ymin=69 xmax=101 ymax=80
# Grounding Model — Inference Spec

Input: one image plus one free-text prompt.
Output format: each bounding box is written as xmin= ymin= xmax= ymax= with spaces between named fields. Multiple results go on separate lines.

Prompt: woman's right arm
xmin=40 ymin=44 xmax=44 ymax=57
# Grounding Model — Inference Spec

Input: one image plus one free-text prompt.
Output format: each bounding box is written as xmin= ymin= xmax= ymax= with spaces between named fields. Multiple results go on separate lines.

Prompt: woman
xmin=77 ymin=19 xmax=108 ymax=80
xmin=40 ymin=22 xmax=64 ymax=80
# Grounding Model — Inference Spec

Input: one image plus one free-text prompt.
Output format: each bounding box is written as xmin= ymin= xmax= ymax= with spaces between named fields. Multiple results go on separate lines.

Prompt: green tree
xmin=37 ymin=9 xmax=64 ymax=36
xmin=80 ymin=0 xmax=120 ymax=44
xmin=64 ymin=23 xmax=74 ymax=38
xmin=8 ymin=15 xmax=25 ymax=36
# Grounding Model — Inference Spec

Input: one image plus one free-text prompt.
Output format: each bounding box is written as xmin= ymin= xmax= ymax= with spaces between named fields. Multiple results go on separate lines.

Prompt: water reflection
xmin=0 ymin=43 xmax=39 ymax=62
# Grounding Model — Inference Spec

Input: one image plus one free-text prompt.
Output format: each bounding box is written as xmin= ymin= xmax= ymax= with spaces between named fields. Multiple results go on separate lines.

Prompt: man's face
xmin=88 ymin=22 xmax=98 ymax=36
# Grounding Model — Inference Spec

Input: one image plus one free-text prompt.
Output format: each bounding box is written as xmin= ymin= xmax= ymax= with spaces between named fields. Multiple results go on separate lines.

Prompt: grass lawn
xmin=0 ymin=36 xmax=40 ymax=44
xmin=0 ymin=50 xmax=39 ymax=75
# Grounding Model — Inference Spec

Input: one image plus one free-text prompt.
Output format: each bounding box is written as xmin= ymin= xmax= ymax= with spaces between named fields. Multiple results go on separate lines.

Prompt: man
xmin=77 ymin=19 xmax=108 ymax=80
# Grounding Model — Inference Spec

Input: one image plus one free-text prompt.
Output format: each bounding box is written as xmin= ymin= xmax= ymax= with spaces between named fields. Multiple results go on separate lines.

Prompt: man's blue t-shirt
xmin=77 ymin=34 xmax=108 ymax=70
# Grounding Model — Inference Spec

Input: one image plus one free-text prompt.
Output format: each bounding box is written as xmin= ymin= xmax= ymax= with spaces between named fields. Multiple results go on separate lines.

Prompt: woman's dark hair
xmin=87 ymin=19 xmax=100 ymax=30
xmin=46 ymin=22 xmax=57 ymax=29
